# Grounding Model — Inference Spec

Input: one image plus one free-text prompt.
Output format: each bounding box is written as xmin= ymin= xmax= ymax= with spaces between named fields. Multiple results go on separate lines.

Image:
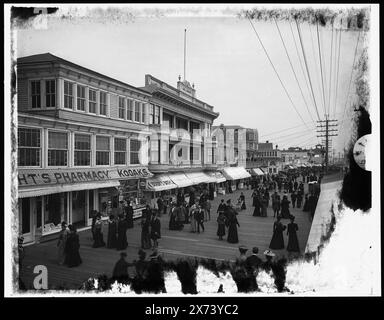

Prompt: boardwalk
xmin=19 ymin=183 xmax=313 ymax=290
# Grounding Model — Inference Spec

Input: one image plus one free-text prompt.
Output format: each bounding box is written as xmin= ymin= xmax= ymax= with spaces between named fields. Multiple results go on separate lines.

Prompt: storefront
xmin=18 ymin=166 xmax=152 ymax=243
xmin=206 ymin=171 xmax=227 ymax=195
xmin=221 ymin=167 xmax=251 ymax=191
xmin=144 ymin=174 xmax=178 ymax=208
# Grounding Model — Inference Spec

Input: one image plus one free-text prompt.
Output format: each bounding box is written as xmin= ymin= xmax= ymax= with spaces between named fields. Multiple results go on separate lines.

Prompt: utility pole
xmin=317 ymin=117 xmax=338 ymax=173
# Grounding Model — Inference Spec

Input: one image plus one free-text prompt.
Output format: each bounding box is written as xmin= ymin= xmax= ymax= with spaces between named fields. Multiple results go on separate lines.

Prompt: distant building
xmin=252 ymin=141 xmax=282 ymax=174
xmin=281 ymin=147 xmax=312 ymax=166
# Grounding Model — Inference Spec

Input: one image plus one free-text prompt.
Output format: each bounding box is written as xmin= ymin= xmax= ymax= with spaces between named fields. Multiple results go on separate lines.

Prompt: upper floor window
xmin=148 ymin=104 xmax=154 ymax=125
xmin=64 ymin=81 xmax=73 ymax=109
xmin=31 ymin=81 xmax=41 ymax=108
xmin=99 ymin=91 xmax=107 ymax=116
xmin=96 ymin=136 xmax=110 ymax=165
xmin=130 ymin=139 xmax=141 ymax=165
xmin=163 ymin=112 xmax=174 ymax=129
xmin=45 ymin=80 xmax=56 ymax=108
xmin=114 ymin=138 xmax=126 ymax=165
xmin=134 ymin=101 xmax=140 ymax=122
xmin=18 ymin=128 xmax=41 ymax=166
xmin=48 ymin=131 xmax=68 ymax=166
xmin=77 ymin=85 xmax=86 ymax=111
xmin=141 ymin=102 xmax=145 ymax=123
xmin=127 ymin=99 xmax=133 ymax=121
xmin=88 ymin=89 xmax=97 ymax=114
xmin=154 ymin=105 xmax=160 ymax=124
xmin=118 ymin=97 xmax=125 ymax=119
xmin=74 ymin=134 xmax=91 ymax=166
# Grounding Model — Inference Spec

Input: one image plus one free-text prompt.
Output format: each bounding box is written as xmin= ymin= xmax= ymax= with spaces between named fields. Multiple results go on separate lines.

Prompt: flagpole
xmin=184 ymin=28 xmax=186 ymax=81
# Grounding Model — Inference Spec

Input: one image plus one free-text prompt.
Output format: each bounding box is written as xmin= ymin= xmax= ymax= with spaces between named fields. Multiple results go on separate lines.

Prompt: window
xmin=89 ymin=89 xmax=97 ymax=114
xmin=155 ymin=106 xmax=160 ymax=124
xmin=163 ymin=113 xmax=174 ymax=129
xmin=130 ymin=139 xmax=141 ymax=164
xmin=150 ymin=140 xmax=160 ymax=163
xmin=96 ymin=136 xmax=110 ymax=165
xmin=74 ymin=134 xmax=91 ymax=166
xmin=77 ymin=85 xmax=86 ymax=111
xmin=118 ymin=97 xmax=125 ymax=119
xmin=114 ymin=138 xmax=126 ymax=165
xmin=64 ymin=81 xmax=73 ymax=109
xmin=48 ymin=131 xmax=68 ymax=166
xmin=148 ymin=104 xmax=154 ymax=124
xmin=99 ymin=91 xmax=107 ymax=116
xmin=141 ymin=103 xmax=145 ymax=123
xmin=127 ymin=99 xmax=133 ymax=120
xmin=31 ymin=81 xmax=41 ymax=108
xmin=176 ymin=118 xmax=188 ymax=130
xmin=18 ymin=128 xmax=41 ymax=166
xmin=45 ymin=80 xmax=56 ymax=108
xmin=134 ymin=101 xmax=140 ymax=122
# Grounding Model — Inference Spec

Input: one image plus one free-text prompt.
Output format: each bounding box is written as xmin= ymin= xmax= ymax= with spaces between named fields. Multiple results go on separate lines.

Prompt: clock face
xmin=353 ymin=134 xmax=371 ymax=171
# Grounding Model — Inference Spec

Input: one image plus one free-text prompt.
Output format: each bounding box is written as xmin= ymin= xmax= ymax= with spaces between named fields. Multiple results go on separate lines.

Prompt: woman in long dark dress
xmin=286 ymin=216 xmax=300 ymax=253
xmin=302 ymin=194 xmax=309 ymax=212
xmin=280 ymin=196 xmax=291 ymax=219
xmin=253 ymin=194 xmax=261 ymax=216
xmin=216 ymin=211 xmax=226 ymax=240
xmin=260 ymin=196 xmax=268 ymax=217
xmin=125 ymin=202 xmax=134 ymax=229
xmin=269 ymin=216 xmax=286 ymax=250
xmin=64 ymin=225 xmax=82 ymax=267
xmin=93 ymin=216 xmax=106 ymax=248
xmin=239 ymin=192 xmax=246 ymax=210
xmin=150 ymin=212 xmax=161 ymax=249
xmin=107 ymin=215 xmax=118 ymax=249
xmin=116 ymin=215 xmax=128 ymax=250
xmin=141 ymin=208 xmax=152 ymax=249
xmin=227 ymin=211 xmax=240 ymax=244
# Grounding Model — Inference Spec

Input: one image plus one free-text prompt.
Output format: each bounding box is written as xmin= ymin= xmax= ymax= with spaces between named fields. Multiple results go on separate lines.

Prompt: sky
xmin=15 ymin=4 xmax=366 ymax=153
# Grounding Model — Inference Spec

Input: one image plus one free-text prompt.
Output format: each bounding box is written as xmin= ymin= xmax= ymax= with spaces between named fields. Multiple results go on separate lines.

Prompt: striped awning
xmin=168 ymin=173 xmax=194 ymax=188
xmin=252 ymin=168 xmax=265 ymax=176
xmin=222 ymin=167 xmax=251 ymax=181
xmin=18 ymin=180 xmax=121 ymax=199
xmin=206 ymin=171 xmax=226 ymax=183
xmin=185 ymin=172 xmax=217 ymax=184
xmin=146 ymin=174 xmax=178 ymax=192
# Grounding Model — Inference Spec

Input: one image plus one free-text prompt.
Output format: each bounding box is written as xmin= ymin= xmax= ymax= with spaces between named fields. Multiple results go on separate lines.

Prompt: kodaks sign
xmin=18 ymin=167 xmax=153 ymax=186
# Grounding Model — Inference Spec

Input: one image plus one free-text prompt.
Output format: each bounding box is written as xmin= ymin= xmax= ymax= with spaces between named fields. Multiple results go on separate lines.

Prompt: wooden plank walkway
xmin=19 ymin=184 xmax=313 ymax=290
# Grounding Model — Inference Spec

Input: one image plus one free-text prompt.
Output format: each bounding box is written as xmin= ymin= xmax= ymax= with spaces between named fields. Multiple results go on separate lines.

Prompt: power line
xmin=295 ymin=20 xmax=322 ymax=121
xmin=316 ymin=20 xmax=328 ymax=117
xmin=327 ymin=23 xmax=334 ymax=117
xmin=341 ymin=31 xmax=361 ymax=122
xmin=309 ymin=23 xmax=325 ymax=114
xmin=247 ymin=17 xmax=310 ymax=129
xmin=271 ymin=127 xmax=316 ymax=143
xmin=289 ymin=20 xmax=314 ymax=116
xmin=274 ymin=18 xmax=315 ymax=123
xmin=333 ymin=28 xmax=342 ymax=118
xmin=260 ymin=119 xmax=316 ymax=138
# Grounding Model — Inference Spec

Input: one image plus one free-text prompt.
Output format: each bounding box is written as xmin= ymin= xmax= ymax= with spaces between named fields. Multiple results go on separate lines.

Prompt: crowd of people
xmin=50 ymin=169 xmax=321 ymax=272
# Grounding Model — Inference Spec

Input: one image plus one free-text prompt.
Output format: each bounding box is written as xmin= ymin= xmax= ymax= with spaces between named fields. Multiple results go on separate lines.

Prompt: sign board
xmin=18 ymin=167 xmax=153 ymax=187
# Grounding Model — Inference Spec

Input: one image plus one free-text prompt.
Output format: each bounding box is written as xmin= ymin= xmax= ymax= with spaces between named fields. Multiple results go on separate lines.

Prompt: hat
xmin=252 ymin=247 xmax=259 ymax=254
xmin=289 ymin=215 xmax=295 ymax=221
xmin=238 ymin=245 xmax=248 ymax=253
xmin=263 ymin=249 xmax=275 ymax=257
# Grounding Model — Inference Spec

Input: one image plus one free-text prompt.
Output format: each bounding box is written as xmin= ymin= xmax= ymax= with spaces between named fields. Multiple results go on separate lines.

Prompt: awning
xmin=206 ymin=171 xmax=226 ymax=183
xmin=18 ymin=180 xmax=121 ymax=199
xmin=168 ymin=173 xmax=194 ymax=188
xmin=185 ymin=172 xmax=217 ymax=184
xmin=146 ymin=174 xmax=178 ymax=192
xmin=252 ymin=168 xmax=265 ymax=176
xmin=222 ymin=167 xmax=251 ymax=181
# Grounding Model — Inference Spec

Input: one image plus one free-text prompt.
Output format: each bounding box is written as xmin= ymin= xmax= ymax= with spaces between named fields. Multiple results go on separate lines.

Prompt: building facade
xmin=17 ymin=53 xmax=153 ymax=244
